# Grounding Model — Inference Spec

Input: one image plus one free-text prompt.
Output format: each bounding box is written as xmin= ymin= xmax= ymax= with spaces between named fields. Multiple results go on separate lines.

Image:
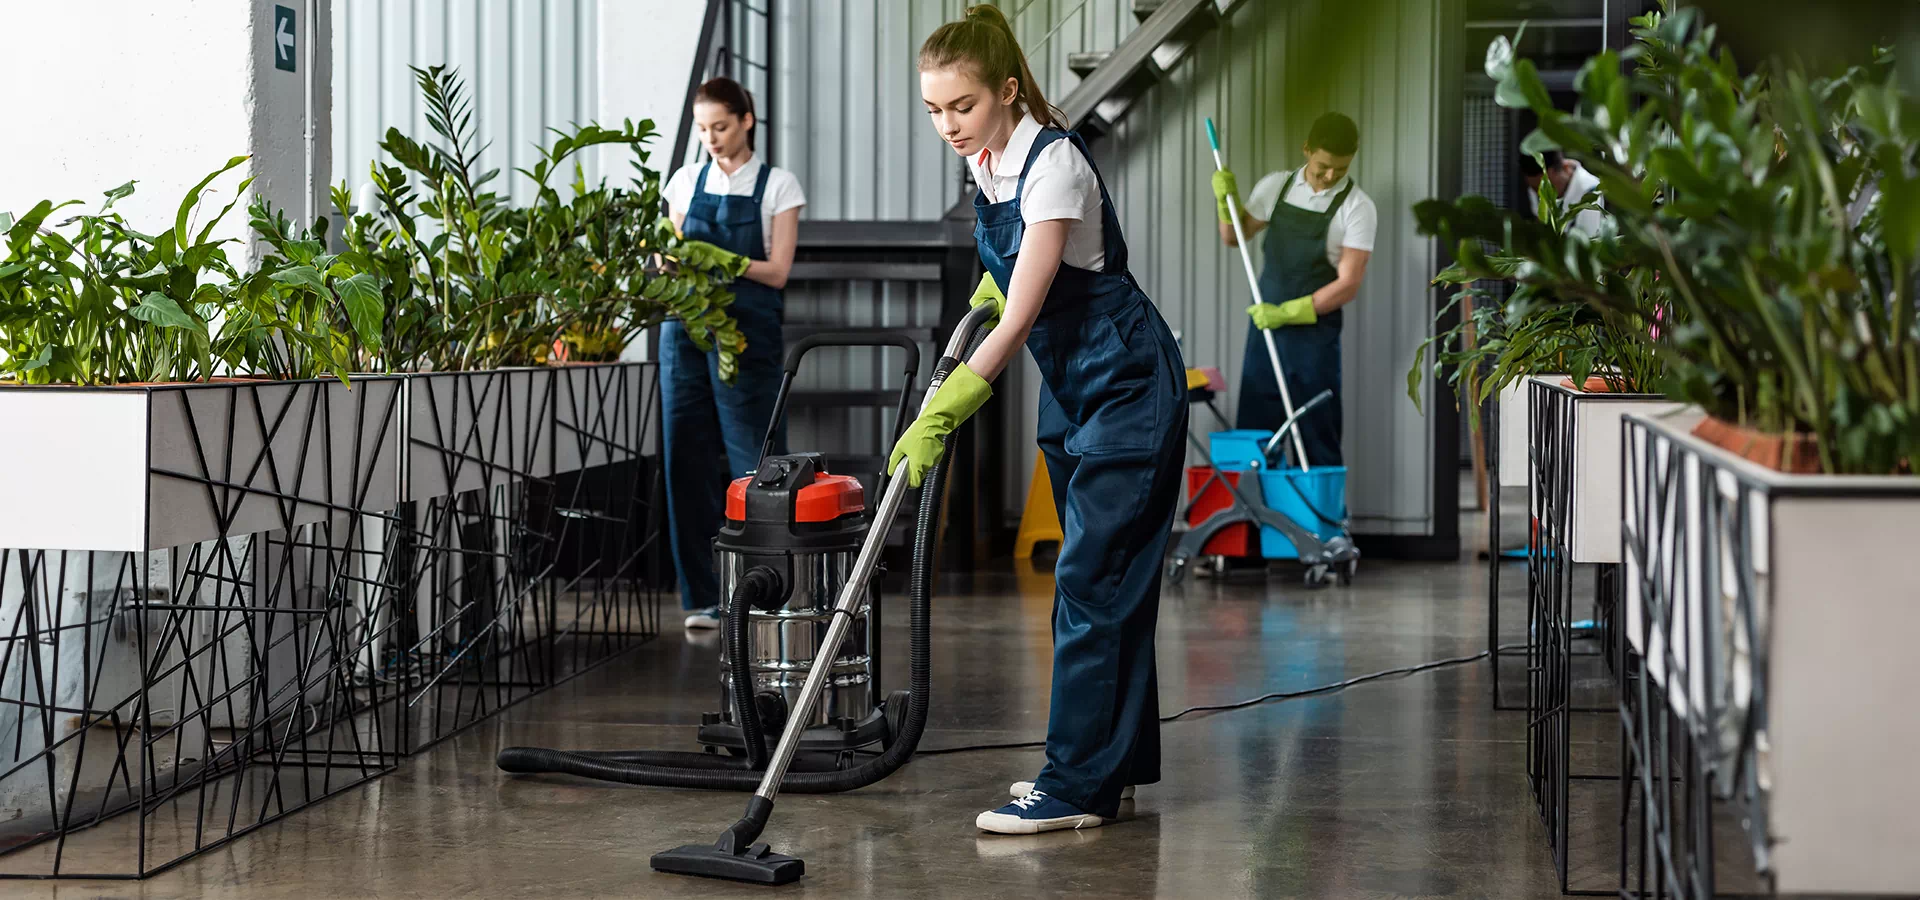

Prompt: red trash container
xmin=1184 ymin=465 xmax=1252 ymax=557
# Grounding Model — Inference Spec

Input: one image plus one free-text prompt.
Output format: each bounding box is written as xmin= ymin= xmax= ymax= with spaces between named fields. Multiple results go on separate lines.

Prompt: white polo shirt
xmin=1246 ymin=169 xmax=1379 ymax=268
xmin=967 ymin=114 xmax=1107 ymax=272
xmin=1560 ymin=162 xmax=1606 ymax=238
xmin=663 ymin=153 xmax=807 ymax=257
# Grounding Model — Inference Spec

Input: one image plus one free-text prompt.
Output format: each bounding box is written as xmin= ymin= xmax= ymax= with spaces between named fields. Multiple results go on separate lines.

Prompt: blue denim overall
xmin=1235 ymin=171 xmax=1352 ymax=466
xmin=661 ymin=162 xmax=787 ymax=611
xmin=974 ymin=129 xmax=1188 ymax=818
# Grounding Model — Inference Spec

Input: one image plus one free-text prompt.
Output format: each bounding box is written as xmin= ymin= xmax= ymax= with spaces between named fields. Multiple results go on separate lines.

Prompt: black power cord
xmin=913 ymin=642 xmax=1526 ymax=756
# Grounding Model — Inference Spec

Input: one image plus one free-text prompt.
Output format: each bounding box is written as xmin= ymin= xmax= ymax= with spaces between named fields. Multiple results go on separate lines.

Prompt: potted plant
xmin=341 ymin=66 xmax=746 ymax=500
xmin=0 ymin=164 xmax=407 ymax=875
xmin=1431 ymin=5 xmax=1920 ymax=894
xmin=1415 ymin=40 xmax=1685 ymax=566
xmin=0 ymin=159 xmax=403 ymax=554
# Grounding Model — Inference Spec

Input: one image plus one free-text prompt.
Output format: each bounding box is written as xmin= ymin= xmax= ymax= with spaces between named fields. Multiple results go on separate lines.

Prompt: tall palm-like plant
xmin=357 ymin=65 xmax=746 ymax=376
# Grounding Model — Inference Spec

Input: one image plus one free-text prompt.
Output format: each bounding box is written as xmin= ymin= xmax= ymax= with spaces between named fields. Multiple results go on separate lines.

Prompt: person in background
xmin=1521 ymin=150 xmax=1604 ymax=237
xmin=661 ymin=76 xmax=807 ymax=631
xmin=1209 ymin=112 xmax=1377 ymax=467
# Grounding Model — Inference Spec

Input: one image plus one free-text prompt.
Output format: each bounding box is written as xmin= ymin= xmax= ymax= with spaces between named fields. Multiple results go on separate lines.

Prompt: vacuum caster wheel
xmin=1303 ymin=564 xmax=1334 ymax=589
xmin=1339 ymin=559 xmax=1358 ymax=586
xmin=882 ymin=689 xmax=911 ymax=748
xmin=1165 ymin=557 xmax=1189 ymax=585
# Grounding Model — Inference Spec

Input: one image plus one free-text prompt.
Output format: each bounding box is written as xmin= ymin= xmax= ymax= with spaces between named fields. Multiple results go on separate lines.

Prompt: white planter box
xmin=0 ymin=378 xmax=404 ymax=553
xmin=403 ymin=368 xmax=556 ymax=501
xmin=551 ymin=362 xmax=658 ymax=475
xmin=1622 ymin=410 xmax=1920 ymax=895
xmin=1531 ymin=378 xmax=1684 ymax=563
xmin=1498 ymin=376 xmax=1553 ymax=488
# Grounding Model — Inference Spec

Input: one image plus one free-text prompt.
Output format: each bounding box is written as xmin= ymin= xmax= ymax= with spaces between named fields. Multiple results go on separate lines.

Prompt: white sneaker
xmin=1009 ymin=780 xmax=1134 ymax=801
xmin=975 ymin=791 xmax=1107 ymax=835
xmin=683 ymin=607 xmax=720 ymax=629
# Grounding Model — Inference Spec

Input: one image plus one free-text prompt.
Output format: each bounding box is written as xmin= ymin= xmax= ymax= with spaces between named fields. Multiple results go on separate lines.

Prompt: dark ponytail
xmin=694 ymin=76 xmax=757 ymax=150
xmin=919 ymin=5 xmax=1064 ymax=129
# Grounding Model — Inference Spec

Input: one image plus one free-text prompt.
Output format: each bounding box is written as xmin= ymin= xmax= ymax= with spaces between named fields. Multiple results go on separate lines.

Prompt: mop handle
xmin=1206 ymin=118 xmax=1311 ymax=471
xmin=750 ymin=304 xmax=998 ymax=802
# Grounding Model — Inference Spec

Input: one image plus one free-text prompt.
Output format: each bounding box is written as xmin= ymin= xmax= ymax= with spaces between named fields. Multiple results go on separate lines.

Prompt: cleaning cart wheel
xmin=1303 ymin=564 xmax=1333 ymax=589
xmin=1339 ymin=558 xmax=1358 ymax=586
xmin=1165 ymin=557 xmax=1189 ymax=584
xmin=882 ymin=689 xmax=911 ymax=748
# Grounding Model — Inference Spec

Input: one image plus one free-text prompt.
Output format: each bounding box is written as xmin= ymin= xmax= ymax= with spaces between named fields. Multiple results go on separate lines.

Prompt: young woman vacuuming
xmin=890 ymin=6 xmax=1187 ymax=835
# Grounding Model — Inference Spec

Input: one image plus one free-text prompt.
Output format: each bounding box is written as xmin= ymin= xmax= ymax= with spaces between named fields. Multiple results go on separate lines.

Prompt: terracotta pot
xmin=1559 ymin=375 xmax=1619 ymax=393
xmin=1691 ymin=416 xmax=1824 ymax=474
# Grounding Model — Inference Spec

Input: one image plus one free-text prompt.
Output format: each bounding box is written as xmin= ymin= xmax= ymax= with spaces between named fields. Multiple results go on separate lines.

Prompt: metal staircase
xmin=1059 ymin=0 xmax=1251 ymax=140
xmin=941 ymin=0 xmax=1251 ymax=220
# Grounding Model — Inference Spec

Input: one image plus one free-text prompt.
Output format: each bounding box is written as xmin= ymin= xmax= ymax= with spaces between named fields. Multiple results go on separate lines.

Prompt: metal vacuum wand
xmin=1207 ymin=117 xmax=1311 ymax=471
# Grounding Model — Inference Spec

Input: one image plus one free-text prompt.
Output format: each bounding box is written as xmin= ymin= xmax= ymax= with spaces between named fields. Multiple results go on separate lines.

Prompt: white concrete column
xmin=0 ymin=0 xmax=331 ymax=266
xmin=598 ymin=0 xmax=709 ymax=362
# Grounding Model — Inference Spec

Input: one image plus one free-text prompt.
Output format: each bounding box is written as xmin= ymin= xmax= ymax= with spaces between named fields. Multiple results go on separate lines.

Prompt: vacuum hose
xmin=729 ymin=567 xmax=777 ymax=770
xmin=496 ymin=345 xmax=975 ymax=792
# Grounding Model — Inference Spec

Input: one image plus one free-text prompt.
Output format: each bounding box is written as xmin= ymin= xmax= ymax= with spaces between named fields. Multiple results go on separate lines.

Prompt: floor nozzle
xmin=649 ymin=841 xmax=803 ymax=885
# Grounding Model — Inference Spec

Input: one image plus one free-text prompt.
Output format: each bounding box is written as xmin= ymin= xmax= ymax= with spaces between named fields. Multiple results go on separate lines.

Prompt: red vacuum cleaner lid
xmin=726 ymin=473 xmax=866 ymax=523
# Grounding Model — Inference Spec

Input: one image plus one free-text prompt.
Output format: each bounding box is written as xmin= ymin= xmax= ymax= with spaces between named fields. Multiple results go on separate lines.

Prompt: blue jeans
xmin=659 ymin=293 xmax=785 ymax=611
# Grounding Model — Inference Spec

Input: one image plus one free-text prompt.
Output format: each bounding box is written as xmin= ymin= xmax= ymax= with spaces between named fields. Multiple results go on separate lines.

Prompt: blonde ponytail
xmin=919 ymin=5 xmax=1066 ymax=129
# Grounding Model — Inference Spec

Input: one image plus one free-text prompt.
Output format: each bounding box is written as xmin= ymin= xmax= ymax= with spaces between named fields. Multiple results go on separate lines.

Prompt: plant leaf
xmin=270 ymin=265 xmax=330 ymax=294
xmin=335 ymin=273 xmax=385 ymax=347
xmin=131 ymin=293 xmax=209 ymax=339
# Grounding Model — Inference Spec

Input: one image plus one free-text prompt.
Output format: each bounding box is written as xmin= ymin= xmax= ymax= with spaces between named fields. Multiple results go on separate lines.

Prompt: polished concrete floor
xmin=11 ymin=527 xmax=1621 ymax=898
xmin=15 ymin=479 xmax=1651 ymax=894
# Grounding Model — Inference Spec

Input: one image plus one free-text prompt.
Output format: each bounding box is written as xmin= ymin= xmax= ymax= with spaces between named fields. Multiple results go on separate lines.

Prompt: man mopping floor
xmin=1210 ymin=112 xmax=1377 ymax=468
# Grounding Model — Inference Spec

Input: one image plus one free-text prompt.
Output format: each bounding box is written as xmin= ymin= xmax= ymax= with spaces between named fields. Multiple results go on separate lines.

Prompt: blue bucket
xmin=1208 ymin=430 xmax=1278 ymax=470
xmin=1255 ymin=464 xmax=1348 ymax=560
xmin=1208 ymin=430 xmax=1348 ymax=559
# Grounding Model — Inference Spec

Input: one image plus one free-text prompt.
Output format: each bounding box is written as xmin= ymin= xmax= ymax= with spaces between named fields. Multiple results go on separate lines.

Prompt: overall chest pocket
xmin=1056 ymin=299 xmax=1168 ymax=455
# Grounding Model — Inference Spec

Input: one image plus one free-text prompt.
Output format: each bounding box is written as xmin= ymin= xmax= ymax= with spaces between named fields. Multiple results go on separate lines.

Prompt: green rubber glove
xmin=675 ymin=239 xmax=750 ymax=277
xmin=1248 ymin=296 xmax=1317 ymax=329
xmin=1211 ymin=169 xmax=1241 ymax=223
xmin=969 ymin=272 xmax=1006 ymax=324
xmin=888 ymin=363 xmax=992 ymax=488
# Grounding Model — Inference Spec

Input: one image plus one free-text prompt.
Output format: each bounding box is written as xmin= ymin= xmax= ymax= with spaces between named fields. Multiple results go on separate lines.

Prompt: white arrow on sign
xmin=276 ymin=16 xmax=294 ymax=62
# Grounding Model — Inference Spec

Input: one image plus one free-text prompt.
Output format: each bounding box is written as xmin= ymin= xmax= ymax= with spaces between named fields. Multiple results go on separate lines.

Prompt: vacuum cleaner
xmin=496 ymin=304 xmax=998 ymax=885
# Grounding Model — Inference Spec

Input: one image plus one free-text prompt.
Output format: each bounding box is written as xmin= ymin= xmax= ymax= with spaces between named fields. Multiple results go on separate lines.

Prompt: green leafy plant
xmin=1 ymin=157 xmax=277 ymax=385
xmin=1418 ymin=5 xmax=1919 ymax=474
xmin=1410 ymin=161 xmax=1668 ymax=430
xmin=359 ymin=65 xmax=747 ymax=376
xmin=243 ymin=199 xmax=387 ymax=380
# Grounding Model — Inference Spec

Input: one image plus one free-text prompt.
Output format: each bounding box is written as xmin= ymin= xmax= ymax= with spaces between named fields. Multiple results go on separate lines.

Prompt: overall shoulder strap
xmin=749 ymin=163 xmax=773 ymax=203
xmin=1325 ymin=179 xmax=1357 ymax=217
xmin=1013 ymin=129 xmax=1071 ymax=202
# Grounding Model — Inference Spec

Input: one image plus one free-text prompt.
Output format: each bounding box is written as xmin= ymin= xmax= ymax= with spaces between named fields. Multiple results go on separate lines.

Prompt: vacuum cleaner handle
xmin=755 ymin=332 xmax=926 ymax=475
xmin=783 ymin=332 xmax=922 ymax=376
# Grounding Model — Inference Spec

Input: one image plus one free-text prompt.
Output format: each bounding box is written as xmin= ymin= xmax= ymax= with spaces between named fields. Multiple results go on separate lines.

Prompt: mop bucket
xmin=1255 ymin=465 xmax=1347 ymax=559
xmin=1207 ymin=430 xmax=1349 ymax=560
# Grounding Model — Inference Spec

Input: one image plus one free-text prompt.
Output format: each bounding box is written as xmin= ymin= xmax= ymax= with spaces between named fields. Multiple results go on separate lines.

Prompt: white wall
xmin=598 ymin=0 xmax=708 ymax=181
xmin=0 ymin=0 xmax=328 ymax=263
